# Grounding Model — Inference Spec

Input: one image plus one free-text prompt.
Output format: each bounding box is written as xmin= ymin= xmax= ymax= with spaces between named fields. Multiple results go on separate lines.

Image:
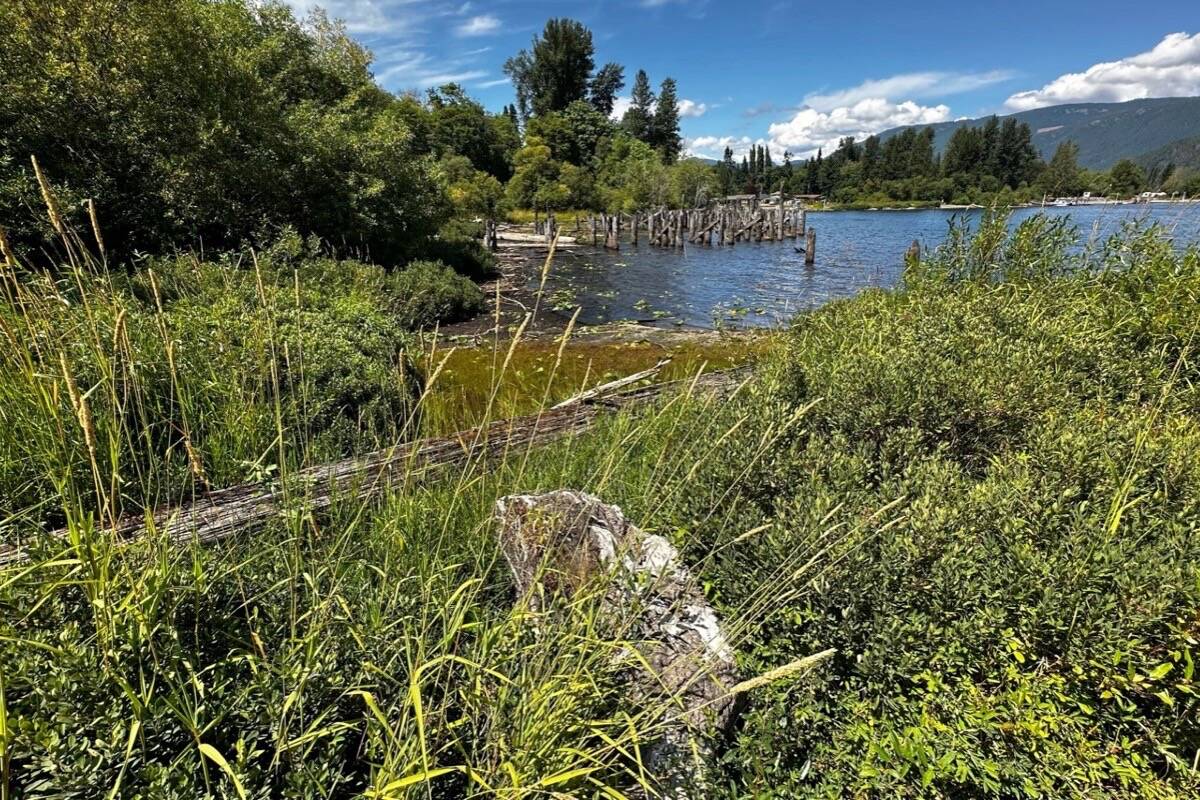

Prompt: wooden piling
xmin=805 ymin=227 xmax=816 ymax=266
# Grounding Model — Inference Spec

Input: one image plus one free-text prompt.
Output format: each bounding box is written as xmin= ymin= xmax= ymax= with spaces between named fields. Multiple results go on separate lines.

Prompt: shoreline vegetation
xmin=4 ymin=198 xmax=1199 ymax=798
xmin=3 ymin=1 xmax=1200 ymax=797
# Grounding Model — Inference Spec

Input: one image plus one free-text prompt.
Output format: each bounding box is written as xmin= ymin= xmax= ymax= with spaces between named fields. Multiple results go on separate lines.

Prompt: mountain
xmin=878 ymin=97 xmax=1200 ymax=170
xmin=1134 ymin=134 xmax=1200 ymax=172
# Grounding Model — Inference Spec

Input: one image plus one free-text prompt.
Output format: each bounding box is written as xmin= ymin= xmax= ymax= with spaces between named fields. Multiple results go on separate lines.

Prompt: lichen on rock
xmin=494 ymin=489 xmax=739 ymax=798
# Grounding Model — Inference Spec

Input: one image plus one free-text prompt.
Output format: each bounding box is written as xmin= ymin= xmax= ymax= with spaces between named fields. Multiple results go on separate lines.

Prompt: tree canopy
xmin=503 ymin=19 xmax=595 ymax=120
xmin=0 ymin=0 xmax=458 ymax=263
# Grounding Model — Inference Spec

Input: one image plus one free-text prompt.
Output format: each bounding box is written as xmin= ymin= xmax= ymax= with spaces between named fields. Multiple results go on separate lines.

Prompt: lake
xmin=534 ymin=204 xmax=1200 ymax=329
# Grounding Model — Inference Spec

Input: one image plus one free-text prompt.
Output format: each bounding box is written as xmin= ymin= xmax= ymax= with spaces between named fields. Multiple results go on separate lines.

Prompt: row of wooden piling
xmin=525 ymin=198 xmax=819 ymax=264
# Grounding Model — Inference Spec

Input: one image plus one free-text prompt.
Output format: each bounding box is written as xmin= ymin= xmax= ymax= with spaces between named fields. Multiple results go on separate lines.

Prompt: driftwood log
xmin=0 ymin=368 xmax=750 ymax=568
xmin=494 ymin=490 xmax=739 ymax=799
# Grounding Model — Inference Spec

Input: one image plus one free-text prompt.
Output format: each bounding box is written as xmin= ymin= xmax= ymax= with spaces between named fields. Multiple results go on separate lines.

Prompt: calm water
xmin=534 ymin=204 xmax=1200 ymax=329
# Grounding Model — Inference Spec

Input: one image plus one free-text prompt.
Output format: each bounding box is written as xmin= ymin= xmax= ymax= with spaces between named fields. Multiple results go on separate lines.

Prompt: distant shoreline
xmin=809 ymin=198 xmax=1200 ymax=213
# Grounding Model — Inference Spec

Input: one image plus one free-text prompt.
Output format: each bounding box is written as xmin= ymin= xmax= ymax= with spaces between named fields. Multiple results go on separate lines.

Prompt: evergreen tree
xmin=912 ymin=128 xmax=936 ymax=177
xmin=1146 ymin=162 xmax=1175 ymax=191
xmin=1039 ymin=141 xmax=1083 ymax=197
xmin=715 ymin=146 xmax=737 ymax=195
xmin=621 ymin=69 xmax=655 ymax=143
xmin=650 ymin=77 xmax=681 ymax=163
xmin=1109 ymin=159 xmax=1146 ymax=196
xmin=942 ymin=126 xmax=984 ymax=176
xmin=980 ymin=116 xmax=1002 ymax=179
xmin=588 ymin=62 xmax=624 ymax=116
xmin=861 ymin=135 xmax=881 ymax=182
xmin=880 ymin=130 xmax=909 ymax=180
xmin=997 ymin=119 xmax=1040 ymax=188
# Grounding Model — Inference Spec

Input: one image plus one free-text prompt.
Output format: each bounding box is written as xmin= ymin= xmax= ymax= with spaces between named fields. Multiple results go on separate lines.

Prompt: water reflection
xmin=534 ymin=205 xmax=1200 ymax=329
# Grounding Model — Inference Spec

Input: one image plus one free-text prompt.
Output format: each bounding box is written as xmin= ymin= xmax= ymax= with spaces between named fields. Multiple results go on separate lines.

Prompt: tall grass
xmin=4 ymin=197 xmax=1199 ymax=798
xmin=0 ymin=191 xmax=830 ymax=798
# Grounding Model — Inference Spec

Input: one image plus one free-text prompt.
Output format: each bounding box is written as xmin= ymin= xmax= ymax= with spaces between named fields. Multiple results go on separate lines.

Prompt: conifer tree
xmin=621 ymin=69 xmax=655 ymax=142
xmin=588 ymin=62 xmax=624 ymax=116
xmin=1039 ymin=141 xmax=1083 ymax=197
xmin=861 ymin=135 xmax=881 ymax=182
xmin=651 ymin=77 xmax=681 ymax=163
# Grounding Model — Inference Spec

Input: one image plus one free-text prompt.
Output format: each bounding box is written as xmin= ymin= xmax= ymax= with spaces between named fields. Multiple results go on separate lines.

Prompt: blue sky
xmin=284 ymin=0 xmax=1200 ymax=159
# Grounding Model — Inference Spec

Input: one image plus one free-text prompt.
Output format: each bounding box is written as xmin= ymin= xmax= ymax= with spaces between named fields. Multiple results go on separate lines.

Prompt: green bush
xmin=3 ymin=216 xmax=1198 ymax=799
xmin=684 ymin=219 xmax=1200 ymax=797
xmin=0 ymin=0 xmax=448 ymax=263
xmin=390 ymin=259 xmax=486 ymax=329
xmin=0 ymin=250 xmax=422 ymax=532
xmin=425 ymin=218 xmax=498 ymax=280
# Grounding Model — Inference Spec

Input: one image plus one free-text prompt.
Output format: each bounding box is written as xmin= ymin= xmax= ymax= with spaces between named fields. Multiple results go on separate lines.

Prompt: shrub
xmin=686 ymin=220 xmax=1200 ymax=797
xmin=0 ymin=0 xmax=449 ymax=263
xmin=390 ymin=259 xmax=486 ymax=329
xmin=0 ymin=250 xmax=421 ymax=531
xmin=425 ymin=219 xmax=498 ymax=280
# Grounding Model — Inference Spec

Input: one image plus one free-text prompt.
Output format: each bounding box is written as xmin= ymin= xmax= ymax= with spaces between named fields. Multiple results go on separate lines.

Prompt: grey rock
xmin=494 ymin=490 xmax=739 ymax=798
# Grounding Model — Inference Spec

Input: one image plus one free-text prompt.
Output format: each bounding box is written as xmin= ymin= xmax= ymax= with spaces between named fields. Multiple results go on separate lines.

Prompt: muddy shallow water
xmin=533 ymin=205 xmax=1200 ymax=330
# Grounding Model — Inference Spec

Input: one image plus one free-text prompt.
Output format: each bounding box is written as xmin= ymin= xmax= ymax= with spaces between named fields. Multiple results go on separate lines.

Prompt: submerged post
xmin=805 ymin=226 xmax=816 ymax=266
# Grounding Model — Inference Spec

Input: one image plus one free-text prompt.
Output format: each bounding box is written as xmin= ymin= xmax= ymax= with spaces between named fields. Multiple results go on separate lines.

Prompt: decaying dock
xmin=509 ymin=195 xmax=819 ymax=264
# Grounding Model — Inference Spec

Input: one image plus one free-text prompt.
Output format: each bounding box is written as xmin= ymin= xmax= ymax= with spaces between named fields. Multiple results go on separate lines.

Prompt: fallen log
xmin=0 ymin=367 xmax=751 ymax=568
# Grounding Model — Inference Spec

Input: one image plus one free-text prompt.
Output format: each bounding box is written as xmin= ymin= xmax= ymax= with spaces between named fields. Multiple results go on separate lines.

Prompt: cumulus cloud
xmin=1006 ymin=31 xmax=1200 ymax=110
xmin=609 ymin=96 xmax=633 ymax=121
xmin=609 ymin=96 xmax=707 ymax=120
xmin=455 ymin=14 xmax=501 ymax=36
xmin=685 ymin=135 xmax=759 ymax=160
xmin=766 ymin=98 xmax=950 ymax=158
xmin=804 ymin=70 xmax=1014 ymax=111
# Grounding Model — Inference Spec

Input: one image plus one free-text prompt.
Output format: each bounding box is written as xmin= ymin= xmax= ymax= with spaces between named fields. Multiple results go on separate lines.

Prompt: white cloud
xmin=639 ymin=0 xmax=711 ymax=18
xmin=455 ymin=14 xmax=501 ymax=36
xmin=1006 ymin=31 xmax=1200 ymax=110
xmin=610 ymin=96 xmax=707 ymax=120
xmin=374 ymin=48 xmax=488 ymax=89
xmin=476 ymin=77 xmax=511 ymax=89
xmin=685 ymin=135 xmax=757 ymax=160
xmin=283 ymin=0 xmax=429 ymax=35
xmin=610 ymin=96 xmax=633 ymax=121
xmin=804 ymin=70 xmax=1014 ymax=111
xmin=767 ymin=98 xmax=951 ymax=158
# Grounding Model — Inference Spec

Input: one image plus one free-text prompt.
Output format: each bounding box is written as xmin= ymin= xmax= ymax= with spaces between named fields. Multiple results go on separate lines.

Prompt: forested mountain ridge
xmin=1135 ymin=134 xmax=1200 ymax=172
xmin=879 ymin=97 xmax=1200 ymax=169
